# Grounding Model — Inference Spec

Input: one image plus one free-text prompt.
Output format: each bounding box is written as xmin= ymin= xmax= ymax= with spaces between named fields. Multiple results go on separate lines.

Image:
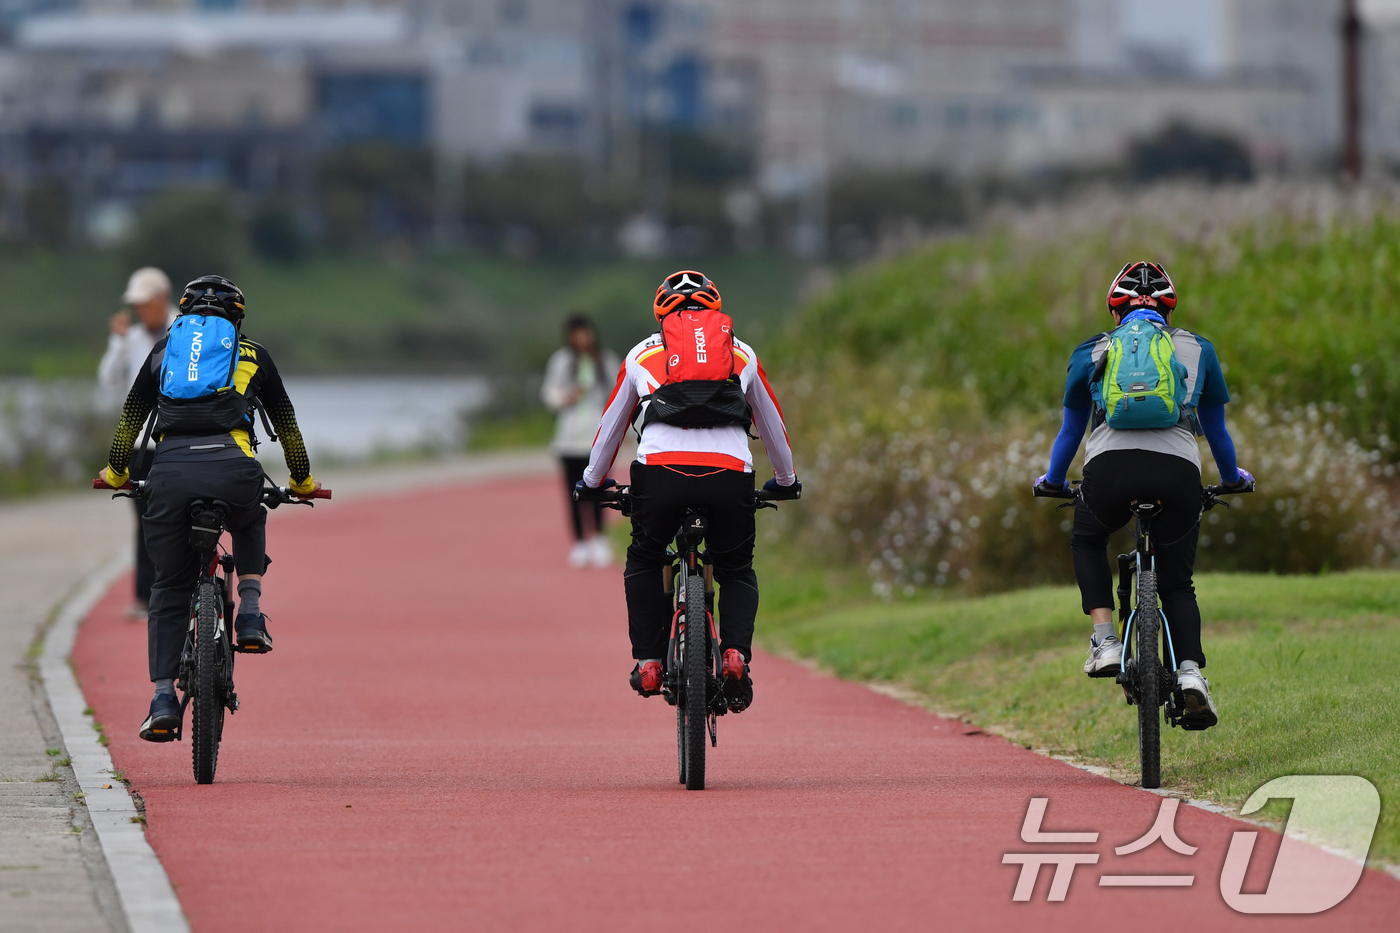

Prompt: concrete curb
xmin=39 ymin=552 xmax=190 ymax=933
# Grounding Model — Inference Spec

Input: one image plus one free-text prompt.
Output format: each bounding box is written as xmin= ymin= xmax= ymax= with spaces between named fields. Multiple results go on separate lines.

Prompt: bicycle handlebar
xmin=574 ymin=483 xmax=789 ymax=511
xmin=1031 ymin=478 xmax=1255 ymax=512
xmin=1032 ymin=479 xmax=1079 ymax=500
xmin=1202 ymin=481 xmax=1253 ymax=511
xmin=94 ymin=478 xmax=331 ymax=504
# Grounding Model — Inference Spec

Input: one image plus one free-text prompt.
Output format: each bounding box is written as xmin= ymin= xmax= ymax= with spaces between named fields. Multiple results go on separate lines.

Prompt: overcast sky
xmin=1118 ymin=0 xmax=1226 ymax=73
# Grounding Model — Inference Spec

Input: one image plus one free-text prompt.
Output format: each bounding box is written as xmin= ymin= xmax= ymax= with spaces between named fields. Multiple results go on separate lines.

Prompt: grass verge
xmin=757 ymin=569 xmax=1400 ymax=865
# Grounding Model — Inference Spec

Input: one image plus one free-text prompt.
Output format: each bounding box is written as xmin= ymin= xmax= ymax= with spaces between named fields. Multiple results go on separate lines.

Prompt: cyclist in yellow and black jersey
xmin=98 ymin=275 xmax=319 ymax=742
xmin=104 ymin=335 xmax=312 ymax=480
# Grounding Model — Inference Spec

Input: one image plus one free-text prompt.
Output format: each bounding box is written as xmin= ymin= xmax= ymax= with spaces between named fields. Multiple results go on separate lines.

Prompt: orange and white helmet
xmin=653 ymin=270 xmax=721 ymax=321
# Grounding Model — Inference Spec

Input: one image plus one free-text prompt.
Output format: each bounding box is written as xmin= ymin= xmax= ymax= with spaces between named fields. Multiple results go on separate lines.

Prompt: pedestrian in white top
xmin=541 ymin=314 xmax=621 ymax=567
xmin=97 ymin=266 xmax=176 ymax=618
xmin=99 ymin=267 xmax=177 ymax=397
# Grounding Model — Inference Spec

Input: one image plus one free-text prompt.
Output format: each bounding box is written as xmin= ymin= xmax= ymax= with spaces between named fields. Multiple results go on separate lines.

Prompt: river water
xmin=0 ymin=376 xmax=493 ymax=475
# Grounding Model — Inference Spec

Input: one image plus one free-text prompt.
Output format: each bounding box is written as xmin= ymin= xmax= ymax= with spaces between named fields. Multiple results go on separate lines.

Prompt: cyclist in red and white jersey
xmin=577 ymin=270 xmax=798 ymax=711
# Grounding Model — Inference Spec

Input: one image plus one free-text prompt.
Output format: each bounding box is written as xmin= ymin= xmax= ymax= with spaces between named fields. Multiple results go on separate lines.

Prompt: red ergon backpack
xmin=638 ymin=307 xmax=752 ymax=429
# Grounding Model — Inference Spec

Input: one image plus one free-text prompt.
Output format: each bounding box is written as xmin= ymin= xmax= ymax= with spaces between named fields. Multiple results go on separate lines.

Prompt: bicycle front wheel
xmin=676 ymin=703 xmax=686 ymax=785
xmin=191 ymin=580 xmax=225 ymax=785
xmin=683 ymin=569 xmax=708 ymax=790
xmin=1134 ymin=570 xmax=1162 ymax=789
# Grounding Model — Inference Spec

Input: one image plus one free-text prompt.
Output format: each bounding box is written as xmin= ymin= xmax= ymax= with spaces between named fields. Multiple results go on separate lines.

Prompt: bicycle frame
xmin=175 ymin=524 xmax=241 ymax=736
xmin=664 ymin=513 xmax=725 ymax=728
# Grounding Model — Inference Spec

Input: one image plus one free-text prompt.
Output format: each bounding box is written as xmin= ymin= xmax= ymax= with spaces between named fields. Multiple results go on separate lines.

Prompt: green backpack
xmin=1091 ymin=319 xmax=1189 ymax=430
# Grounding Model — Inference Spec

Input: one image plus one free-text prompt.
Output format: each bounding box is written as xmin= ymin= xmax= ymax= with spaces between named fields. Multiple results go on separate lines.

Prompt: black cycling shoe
xmin=630 ymin=661 xmax=664 ymax=697
xmin=720 ymin=648 xmax=753 ymax=713
xmin=139 ymin=693 xmax=182 ymax=742
xmin=233 ymin=613 xmax=273 ymax=653
xmin=723 ymin=671 xmax=753 ymax=713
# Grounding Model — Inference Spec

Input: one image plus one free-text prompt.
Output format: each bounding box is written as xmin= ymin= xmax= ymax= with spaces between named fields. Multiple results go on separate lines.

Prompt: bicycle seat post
xmin=1129 ymin=499 xmax=1161 ymax=558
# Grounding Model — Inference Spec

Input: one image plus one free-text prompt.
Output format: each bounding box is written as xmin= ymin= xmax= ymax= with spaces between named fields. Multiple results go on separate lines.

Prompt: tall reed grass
xmin=771 ymin=182 xmax=1400 ymax=594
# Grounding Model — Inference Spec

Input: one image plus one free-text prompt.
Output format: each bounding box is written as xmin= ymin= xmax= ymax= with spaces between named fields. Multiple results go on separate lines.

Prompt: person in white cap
xmin=98 ymin=267 xmax=176 ymax=619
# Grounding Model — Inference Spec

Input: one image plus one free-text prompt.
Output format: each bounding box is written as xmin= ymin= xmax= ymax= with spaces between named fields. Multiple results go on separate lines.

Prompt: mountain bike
xmin=96 ymin=477 xmax=331 ymax=784
xmin=580 ymin=484 xmax=786 ymax=790
xmin=1034 ymin=479 xmax=1251 ymax=789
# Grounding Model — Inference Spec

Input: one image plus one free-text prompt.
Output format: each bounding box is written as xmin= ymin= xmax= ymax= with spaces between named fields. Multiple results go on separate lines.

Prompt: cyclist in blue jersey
xmin=1034 ymin=262 xmax=1253 ymax=729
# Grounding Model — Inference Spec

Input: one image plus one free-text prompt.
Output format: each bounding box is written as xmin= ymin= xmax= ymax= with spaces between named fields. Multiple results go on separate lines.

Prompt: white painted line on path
xmin=40 ymin=552 xmax=190 ymax=933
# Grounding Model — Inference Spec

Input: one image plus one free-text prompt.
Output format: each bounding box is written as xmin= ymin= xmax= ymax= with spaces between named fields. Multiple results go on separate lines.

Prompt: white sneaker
xmin=587 ymin=536 xmax=613 ymax=567
xmin=1175 ymin=667 xmax=1219 ymax=730
xmin=568 ymin=541 xmax=590 ymax=568
xmin=1084 ymin=634 xmax=1123 ymax=678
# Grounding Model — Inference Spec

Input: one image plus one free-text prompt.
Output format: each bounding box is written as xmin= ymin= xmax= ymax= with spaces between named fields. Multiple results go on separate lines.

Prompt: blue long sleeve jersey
xmin=1044 ymin=310 xmax=1239 ymax=485
xmin=1045 ymin=405 xmax=1239 ymax=485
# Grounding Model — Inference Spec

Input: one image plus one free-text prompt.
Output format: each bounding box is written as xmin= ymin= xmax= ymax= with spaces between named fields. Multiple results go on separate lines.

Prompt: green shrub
xmin=772 ymin=184 xmax=1400 ymax=593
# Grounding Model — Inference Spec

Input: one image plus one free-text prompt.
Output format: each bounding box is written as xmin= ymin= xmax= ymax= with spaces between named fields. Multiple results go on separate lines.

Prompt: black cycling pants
xmin=143 ymin=456 xmax=268 ymax=682
xmin=131 ymin=454 xmax=155 ymax=604
xmin=623 ymin=462 xmax=757 ymax=662
xmin=561 ymin=455 xmax=604 ymax=541
xmin=1072 ymin=448 xmax=1206 ymax=667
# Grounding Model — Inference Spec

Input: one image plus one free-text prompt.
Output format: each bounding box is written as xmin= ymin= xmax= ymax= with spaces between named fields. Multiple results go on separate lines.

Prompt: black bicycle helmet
xmin=1106 ymin=261 xmax=1176 ymax=313
xmin=178 ymin=275 xmax=246 ymax=322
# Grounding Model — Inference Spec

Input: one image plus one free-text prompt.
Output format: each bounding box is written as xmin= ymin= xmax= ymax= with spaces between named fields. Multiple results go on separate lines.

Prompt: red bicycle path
xmin=73 ymin=475 xmax=1399 ymax=931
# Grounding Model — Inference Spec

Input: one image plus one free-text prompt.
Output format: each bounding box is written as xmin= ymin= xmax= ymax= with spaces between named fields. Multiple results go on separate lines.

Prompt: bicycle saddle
xmin=188 ymin=499 xmax=229 ymax=553
xmin=1128 ymin=499 xmax=1163 ymax=517
xmin=678 ymin=511 xmax=708 ymax=544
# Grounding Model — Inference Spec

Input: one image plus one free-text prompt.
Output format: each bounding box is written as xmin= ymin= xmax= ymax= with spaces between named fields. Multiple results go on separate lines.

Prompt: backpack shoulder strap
xmin=224 ymin=324 xmax=244 ymax=389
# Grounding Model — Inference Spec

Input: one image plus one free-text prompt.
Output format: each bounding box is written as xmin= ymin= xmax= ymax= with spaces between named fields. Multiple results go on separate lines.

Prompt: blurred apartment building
xmin=0 ymin=0 xmax=1379 ymax=242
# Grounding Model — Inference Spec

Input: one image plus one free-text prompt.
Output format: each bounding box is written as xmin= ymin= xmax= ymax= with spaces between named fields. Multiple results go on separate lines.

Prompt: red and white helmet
xmin=1107 ymin=261 xmax=1176 ymax=313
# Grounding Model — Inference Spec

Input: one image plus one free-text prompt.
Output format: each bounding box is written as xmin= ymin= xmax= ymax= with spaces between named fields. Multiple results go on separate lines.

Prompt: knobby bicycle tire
xmin=192 ymin=580 xmax=224 ymax=785
xmin=1135 ymin=570 xmax=1162 ymax=790
xmin=683 ymin=568 xmax=708 ymax=790
xmin=677 ymin=703 xmax=686 ymax=784
xmin=674 ymin=567 xmax=687 ymax=785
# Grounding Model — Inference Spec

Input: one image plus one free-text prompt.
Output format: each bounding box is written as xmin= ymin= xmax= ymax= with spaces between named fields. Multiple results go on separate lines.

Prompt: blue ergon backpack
xmin=156 ymin=313 xmax=248 ymax=436
xmin=1091 ymin=319 xmax=1189 ymax=430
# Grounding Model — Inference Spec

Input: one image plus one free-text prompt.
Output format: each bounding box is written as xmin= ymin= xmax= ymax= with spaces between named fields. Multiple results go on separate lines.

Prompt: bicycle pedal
xmin=1087 ymin=665 xmax=1121 ymax=679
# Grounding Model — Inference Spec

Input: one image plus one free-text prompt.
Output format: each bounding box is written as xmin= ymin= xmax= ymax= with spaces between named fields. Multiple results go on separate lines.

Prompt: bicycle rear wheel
xmin=1134 ymin=570 xmax=1162 ymax=789
xmin=191 ymin=580 xmax=225 ymax=785
xmin=683 ymin=568 xmax=708 ymax=790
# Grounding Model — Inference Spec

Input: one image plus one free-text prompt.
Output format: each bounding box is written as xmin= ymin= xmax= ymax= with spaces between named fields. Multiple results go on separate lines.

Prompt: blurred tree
xmin=249 ymin=197 xmax=307 ymax=264
xmin=317 ymin=143 xmax=434 ymax=250
xmin=121 ymin=188 xmax=237 ymax=289
xmin=827 ymin=171 xmax=966 ymax=257
xmin=1130 ymin=121 xmax=1253 ymax=183
xmin=24 ymin=179 xmax=71 ymax=250
xmin=461 ymin=156 xmax=625 ymax=256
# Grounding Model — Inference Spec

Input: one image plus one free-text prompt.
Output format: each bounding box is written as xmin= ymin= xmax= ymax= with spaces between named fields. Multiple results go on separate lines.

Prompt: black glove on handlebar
xmin=573 ymin=478 xmax=617 ymax=501
xmin=762 ymin=478 xmax=802 ymax=500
